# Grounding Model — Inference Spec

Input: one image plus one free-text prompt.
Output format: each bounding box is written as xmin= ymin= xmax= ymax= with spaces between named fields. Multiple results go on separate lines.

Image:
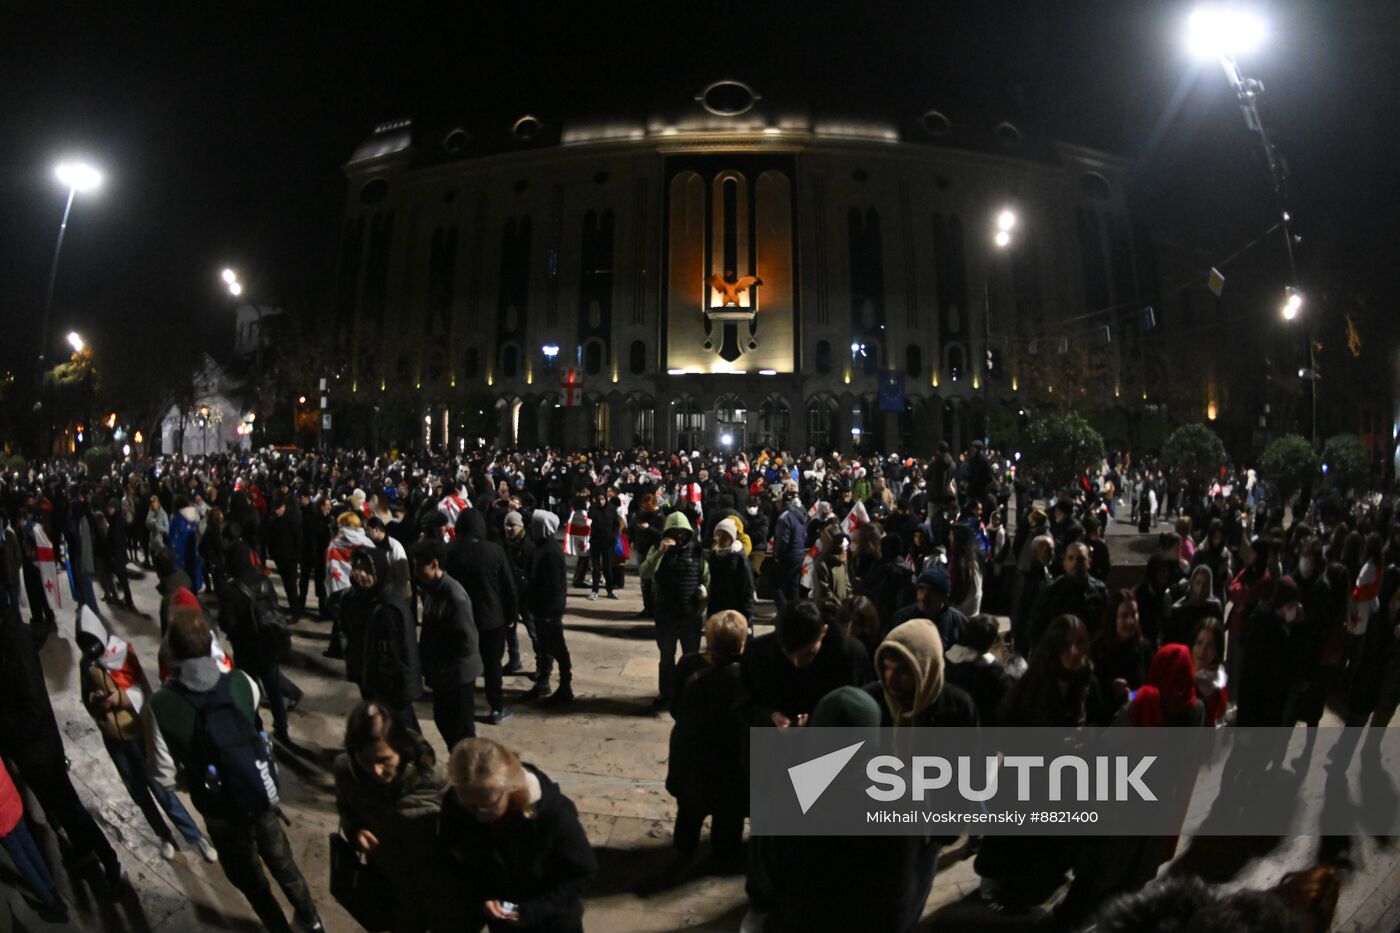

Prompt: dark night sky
xmin=3 ymin=1 xmax=1397 ymax=383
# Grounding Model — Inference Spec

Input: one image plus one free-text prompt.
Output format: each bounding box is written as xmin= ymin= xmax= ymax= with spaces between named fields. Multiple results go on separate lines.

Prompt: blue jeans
xmin=2 ymin=820 xmax=59 ymax=906
xmin=105 ymin=735 xmax=204 ymax=844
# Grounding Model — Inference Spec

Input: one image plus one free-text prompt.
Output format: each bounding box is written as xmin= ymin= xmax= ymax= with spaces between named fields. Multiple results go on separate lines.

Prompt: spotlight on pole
xmin=720 ymin=433 xmax=733 ymax=447
xmin=542 ymin=344 xmax=560 ymax=358
xmin=66 ymin=331 xmax=84 ymax=353
xmin=993 ymin=230 xmax=1012 ymax=249
xmin=221 ymin=268 xmax=238 ymax=285
xmin=996 ymin=209 xmax=1017 ymax=231
xmin=1281 ymin=286 xmax=1303 ymax=321
xmin=1186 ymin=6 xmax=1266 ymax=60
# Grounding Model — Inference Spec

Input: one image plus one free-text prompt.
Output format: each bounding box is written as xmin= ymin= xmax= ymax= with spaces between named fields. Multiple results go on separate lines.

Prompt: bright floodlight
xmin=1281 ymin=286 xmax=1303 ymax=320
xmin=1187 ymin=7 xmax=1266 ymax=59
xmin=851 ymin=341 xmax=861 ymax=353
xmin=54 ymin=161 xmax=103 ymax=193
xmin=994 ymin=230 xmax=1012 ymax=249
xmin=720 ymin=433 xmax=734 ymax=446
xmin=66 ymin=331 xmax=84 ymax=353
xmin=542 ymin=344 xmax=560 ymax=358
xmin=996 ymin=209 xmax=1017 ymax=231
xmin=221 ymin=268 xmax=238 ymax=285
xmin=228 ymin=281 xmax=243 ymax=296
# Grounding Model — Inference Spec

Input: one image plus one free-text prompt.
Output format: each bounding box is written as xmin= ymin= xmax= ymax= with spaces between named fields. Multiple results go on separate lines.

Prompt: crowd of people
xmin=0 ymin=437 xmax=1391 ymax=932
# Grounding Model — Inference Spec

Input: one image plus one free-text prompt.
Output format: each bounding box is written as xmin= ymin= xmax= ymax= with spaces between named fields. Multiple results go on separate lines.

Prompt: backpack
xmin=176 ymin=674 xmax=280 ymax=819
xmin=235 ymin=576 xmax=292 ymax=660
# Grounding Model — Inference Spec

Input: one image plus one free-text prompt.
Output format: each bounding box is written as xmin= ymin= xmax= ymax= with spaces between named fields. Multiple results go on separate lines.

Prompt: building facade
xmin=332 ymin=82 xmax=1147 ymax=453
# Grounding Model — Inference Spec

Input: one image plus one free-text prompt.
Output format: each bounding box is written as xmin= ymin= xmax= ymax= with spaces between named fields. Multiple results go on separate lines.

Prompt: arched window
xmin=815 ymin=340 xmax=833 ymax=375
xmin=806 ymin=398 xmax=831 ymax=452
xmin=584 ymin=340 xmax=604 ymax=375
xmin=629 ymin=340 xmax=646 ymax=375
xmin=501 ymin=344 xmax=519 ymax=379
xmin=905 ymin=345 xmax=922 ymax=377
xmin=759 ymin=396 xmax=790 ymax=450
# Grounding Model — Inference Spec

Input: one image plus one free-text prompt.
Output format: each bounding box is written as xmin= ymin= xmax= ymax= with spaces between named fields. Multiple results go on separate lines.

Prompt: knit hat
xmin=504 ymin=510 xmax=524 ymax=529
xmin=917 ymin=565 xmax=952 ymax=597
xmin=810 ymin=686 xmax=883 ymax=728
xmin=714 ymin=517 xmax=740 ymax=545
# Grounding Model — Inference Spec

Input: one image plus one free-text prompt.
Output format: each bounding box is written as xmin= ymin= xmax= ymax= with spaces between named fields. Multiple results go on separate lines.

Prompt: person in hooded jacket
xmin=527 ymin=510 xmax=573 ymax=704
xmin=705 ymin=517 xmax=755 ymax=630
xmin=412 ymin=538 xmax=483 ymax=748
xmin=1164 ymin=564 xmax=1222 ymax=647
xmin=343 ymin=548 xmax=423 ymax=731
xmin=440 ymin=738 xmax=598 ymax=933
xmin=102 ymin=497 xmax=137 ymax=610
xmin=641 ymin=511 xmax=711 ymax=705
xmin=501 ymin=510 xmax=540 ymax=677
xmin=167 ymin=494 xmax=205 ymax=595
xmin=865 ymin=616 xmax=979 ymax=728
xmin=335 ymin=701 xmax=467 ymax=932
xmin=265 ymin=495 xmax=304 ymax=617
xmin=221 ymin=537 xmax=297 ymax=745
xmin=944 ymin=614 xmax=1014 ymax=726
xmin=446 ymin=509 xmax=519 ymax=725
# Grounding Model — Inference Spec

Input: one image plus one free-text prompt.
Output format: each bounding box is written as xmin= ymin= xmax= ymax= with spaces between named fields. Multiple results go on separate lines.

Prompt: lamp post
xmin=219 ymin=267 xmax=272 ymax=446
xmin=1187 ymin=7 xmax=1314 ymax=443
xmin=36 ymin=161 xmax=102 ymax=417
xmin=982 ymin=207 xmax=1018 ymax=445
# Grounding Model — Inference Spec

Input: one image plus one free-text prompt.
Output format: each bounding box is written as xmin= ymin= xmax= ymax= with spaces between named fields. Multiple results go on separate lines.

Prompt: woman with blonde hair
xmin=441 ymin=738 xmax=597 ymax=932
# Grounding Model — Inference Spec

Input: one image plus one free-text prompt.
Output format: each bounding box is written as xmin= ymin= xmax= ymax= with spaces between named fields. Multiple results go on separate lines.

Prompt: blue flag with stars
xmin=878 ymin=370 xmax=906 ymax=412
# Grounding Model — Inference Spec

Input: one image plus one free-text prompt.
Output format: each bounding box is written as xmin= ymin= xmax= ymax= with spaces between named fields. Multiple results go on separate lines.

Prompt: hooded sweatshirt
xmin=641 ymin=512 xmax=709 ymax=619
xmin=1166 ymin=564 xmax=1222 ymax=646
xmin=526 ymin=510 xmax=567 ymax=618
xmin=871 ymin=618 xmax=945 ymax=727
xmin=147 ymin=656 xmax=261 ymax=795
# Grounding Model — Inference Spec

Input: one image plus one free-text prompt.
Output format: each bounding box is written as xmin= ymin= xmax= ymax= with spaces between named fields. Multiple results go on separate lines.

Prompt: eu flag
xmin=878 ymin=370 xmax=906 ymax=412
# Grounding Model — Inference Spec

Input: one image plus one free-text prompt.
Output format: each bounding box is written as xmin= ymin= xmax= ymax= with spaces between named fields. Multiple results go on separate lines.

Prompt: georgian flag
xmin=1350 ymin=561 xmax=1381 ymax=635
xmin=437 ymin=492 xmax=471 ymax=539
xmin=77 ymin=605 xmax=150 ymax=713
xmin=841 ymin=500 xmax=870 ymax=538
xmin=325 ymin=526 xmax=373 ymax=595
xmin=682 ymin=482 xmax=703 ymax=520
xmin=565 ymin=509 xmax=592 ymax=556
xmin=799 ymin=542 xmax=822 ymax=592
xmin=34 ymin=523 xmax=63 ymax=612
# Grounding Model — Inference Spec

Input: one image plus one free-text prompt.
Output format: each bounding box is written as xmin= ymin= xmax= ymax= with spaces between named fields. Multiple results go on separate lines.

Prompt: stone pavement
xmin=5 ymin=551 xmax=1400 ymax=932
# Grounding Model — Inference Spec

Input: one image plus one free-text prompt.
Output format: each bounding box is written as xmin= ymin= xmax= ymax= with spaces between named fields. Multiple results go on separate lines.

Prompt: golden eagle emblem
xmin=710 ymin=273 xmax=762 ymax=307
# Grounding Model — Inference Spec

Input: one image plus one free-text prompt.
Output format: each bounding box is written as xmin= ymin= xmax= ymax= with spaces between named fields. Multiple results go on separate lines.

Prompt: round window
xmin=994 ymin=122 xmax=1023 ymax=147
xmin=921 ymin=110 xmax=951 ymax=137
xmin=359 ymin=178 xmax=388 ymax=205
xmin=699 ymin=80 xmax=758 ymax=116
xmin=513 ymin=115 xmax=542 ymax=141
xmin=443 ymin=128 xmax=469 ymax=154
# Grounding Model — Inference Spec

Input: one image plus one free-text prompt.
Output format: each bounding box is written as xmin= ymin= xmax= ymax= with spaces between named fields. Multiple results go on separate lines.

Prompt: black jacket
xmin=527 ymin=531 xmax=567 ymax=619
xmin=0 ymin=610 xmax=65 ymax=768
xmin=587 ymin=501 xmax=619 ymax=548
xmin=439 ymin=764 xmax=598 ymax=933
xmin=445 ymin=510 xmax=518 ymax=633
xmin=1237 ymin=602 xmax=1305 ymax=727
xmin=667 ymin=652 xmax=747 ymax=809
xmin=706 ymin=548 xmax=755 ymax=621
xmin=265 ymin=507 xmax=303 ymax=569
xmin=1030 ymin=572 xmax=1108 ymax=644
xmin=740 ymin=628 xmax=871 ymax=727
xmin=889 ymin=602 xmax=968 ymax=649
xmin=418 ymin=573 xmax=482 ymax=689
xmin=944 ymin=655 xmax=1013 ymax=726
xmin=342 ymin=549 xmax=422 ymax=706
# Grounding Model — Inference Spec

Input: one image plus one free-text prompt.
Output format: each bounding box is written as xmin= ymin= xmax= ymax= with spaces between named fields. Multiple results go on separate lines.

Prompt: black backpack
xmin=176 ymin=674 xmax=281 ymax=820
xmin=235 ymin=576 xmax=292 ymax=659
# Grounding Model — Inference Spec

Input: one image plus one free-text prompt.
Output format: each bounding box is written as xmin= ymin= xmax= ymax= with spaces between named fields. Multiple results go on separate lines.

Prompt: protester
xmin=412 ymin=537 xmax=482 ymax=747
xmin=441 ymin=738 xmax=598 ymax=933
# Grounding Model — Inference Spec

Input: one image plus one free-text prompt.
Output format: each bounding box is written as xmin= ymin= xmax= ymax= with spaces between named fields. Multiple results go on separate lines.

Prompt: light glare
xmin=55 ymin=161 xmax=103 ymax=193
xmin=221 ymin=268 xmax=238 ymax=285
xmin=994 ymin=230 xmax=1012 ymax=248
xmin=66 ymin=331 xmax=84 ymax=353
xmin=1187 ymin=7 xmax=1266 ymax=59
xmin=228 ymin=281 xmax=243 ymax=296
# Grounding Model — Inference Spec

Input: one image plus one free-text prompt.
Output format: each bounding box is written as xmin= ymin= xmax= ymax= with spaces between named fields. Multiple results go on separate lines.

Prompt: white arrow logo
xmin=788 ymin=741 xmax=865 ymax=814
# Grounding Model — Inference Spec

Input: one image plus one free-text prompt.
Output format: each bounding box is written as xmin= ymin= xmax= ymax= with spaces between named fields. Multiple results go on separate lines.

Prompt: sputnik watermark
xmin=753 ymin=727 xmax=1400 ymax=836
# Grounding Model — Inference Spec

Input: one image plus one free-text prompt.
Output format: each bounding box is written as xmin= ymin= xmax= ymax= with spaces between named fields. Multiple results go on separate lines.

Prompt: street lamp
xmin=1280 ymin=286 xmax=1303 ymax=321
xmin=983 ymin=205 xmax=1021 ymax=443
xmin=66 ymin=331 xmax=85 ymax=354
xmin=37 ymin=160 xmax=103 ymax=402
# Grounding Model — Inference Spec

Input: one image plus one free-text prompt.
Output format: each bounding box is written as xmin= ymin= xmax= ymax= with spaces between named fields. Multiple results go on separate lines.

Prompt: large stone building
xmin=332 ymin=79 xmax=1148 ymax=453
